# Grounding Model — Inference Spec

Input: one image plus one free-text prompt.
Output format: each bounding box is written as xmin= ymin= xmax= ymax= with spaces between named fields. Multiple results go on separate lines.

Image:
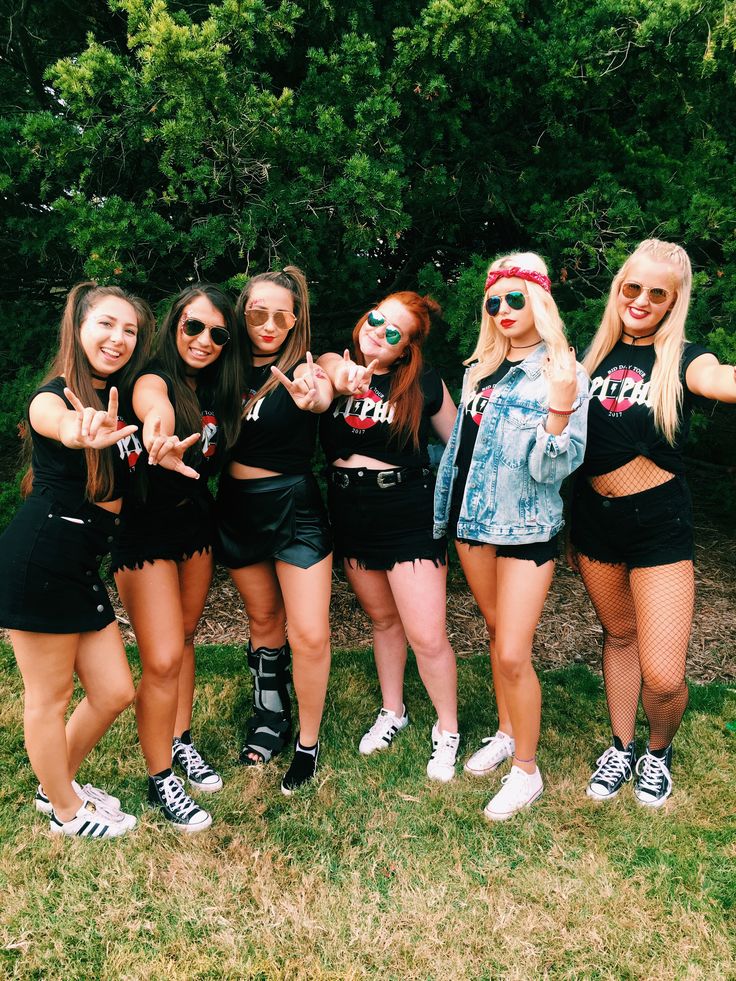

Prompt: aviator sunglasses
xmin=366 ymin=309 xmax=403 ymax=345
xmin=621 ymin=282 xmax=671 ymax=305
xmin=182 ymin=318 xmax=230 ymax=346
xmin=245 ymin=308 xmax=297 ymax=332
xmin=485 ymin=290 xmax=526 ymax=318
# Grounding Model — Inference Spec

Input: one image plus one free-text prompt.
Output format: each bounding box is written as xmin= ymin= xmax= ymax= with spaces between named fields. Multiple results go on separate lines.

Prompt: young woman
xmin=113 ymin=285 xmax=242 ymax=832
xmin=318 ymin=294 xmax=460 ymax=780
xmin=569 ymin=238 xmax=736 ymax=808
xmin=0 ymin=282 xmax=153 ymax=838
xmin=434 ymin=253 xmax=589 ymax=820
xmin=215 ymin=266 xmax=333 ymax=794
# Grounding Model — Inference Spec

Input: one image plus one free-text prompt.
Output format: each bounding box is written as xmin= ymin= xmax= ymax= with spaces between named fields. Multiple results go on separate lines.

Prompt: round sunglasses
xmin=245 ymin=308 xmax=297 ymax=332
xmin=485 ymin=290 xmax=526 ymax=317
xmin=621 ymin=282 xmax=671 ymax=305
xmin=366 ymin=309 xmax=403 ymax=345
xmin=182 ymin=318 xmax=230 ymax=346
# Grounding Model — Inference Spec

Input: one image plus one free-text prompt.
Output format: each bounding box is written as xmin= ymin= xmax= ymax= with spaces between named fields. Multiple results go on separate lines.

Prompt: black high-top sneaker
xmin=634 ymin=744 xmax=673 ymax=808
xmin=148 ymin=770 xmax=212 ymax=832
xmin=586 ymin=737 xmax=636 ymax=801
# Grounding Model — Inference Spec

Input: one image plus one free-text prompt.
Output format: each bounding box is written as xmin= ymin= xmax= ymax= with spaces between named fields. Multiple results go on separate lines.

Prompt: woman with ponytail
xmin=319 ymin=292 xmax=459 ymax=781
xmin=570 ymin=239 xmax=736 ymax=808
xmin=112 ymin=284 xmax=242 ymax=832
xmin=216 ymin=267 xmax=334 ymax=794
xmin=434 ymin=253 xmax=589 ymax=820
xmin=0 ymin=282 xmax=153 ymax=838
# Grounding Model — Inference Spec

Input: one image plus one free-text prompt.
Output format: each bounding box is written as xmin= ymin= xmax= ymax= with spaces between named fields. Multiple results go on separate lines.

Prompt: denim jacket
xmin=434 ymin=345 xmax=589 ymax=544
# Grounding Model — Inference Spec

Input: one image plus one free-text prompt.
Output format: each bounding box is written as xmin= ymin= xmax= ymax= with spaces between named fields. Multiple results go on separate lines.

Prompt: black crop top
xmin=583 ymin=340 xmax=711 ymax=477
xmin=230 ymin=362 xmax=318 ymax=474
xmin=29 ymin=376 xmax=139 ymax=506
xmin=320 ymin=365 xmax=445 ymax=468
xmin=128 ymin=366 xmax=222 ymax=506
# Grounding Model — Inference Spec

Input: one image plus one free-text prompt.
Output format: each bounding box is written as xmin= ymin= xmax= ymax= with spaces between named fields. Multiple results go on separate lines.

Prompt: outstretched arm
xmin=30 ymin=386 xmax=138 ymax=450
xmin=133 ymin=373 xmax=201 ymax=478
xmin=686 ymin=353 xmax=736 ymax=403
xmin=272 ymin=352 xmax=334 ymax=413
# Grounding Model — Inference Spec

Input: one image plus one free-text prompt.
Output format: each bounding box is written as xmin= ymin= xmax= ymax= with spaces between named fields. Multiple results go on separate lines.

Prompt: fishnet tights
xmin=578 ymin=558 xmax=694 ymax=750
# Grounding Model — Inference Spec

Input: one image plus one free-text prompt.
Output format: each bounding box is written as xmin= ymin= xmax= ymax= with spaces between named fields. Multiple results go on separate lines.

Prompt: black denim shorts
xmin=0 ymin=490 xmax=119 ymax=633
xmin=327 ymin=467 xmax=447 ymax=571
xmin=570 ymin=475 xmax=694 ymax=568
xmin=110 ymin=492 xmax=216 ymax=573
xmin=216 ymin=472 xmax=331 ymax=570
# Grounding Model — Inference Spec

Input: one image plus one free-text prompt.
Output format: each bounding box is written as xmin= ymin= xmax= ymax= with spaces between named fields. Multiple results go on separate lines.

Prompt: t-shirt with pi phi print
xmin=583 ymin=340 xmax=711 ymax=477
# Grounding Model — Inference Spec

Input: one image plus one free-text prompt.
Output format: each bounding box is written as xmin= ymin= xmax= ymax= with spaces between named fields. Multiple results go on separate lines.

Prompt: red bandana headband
xmin=484 ymin=267 xmax=552 ymax=294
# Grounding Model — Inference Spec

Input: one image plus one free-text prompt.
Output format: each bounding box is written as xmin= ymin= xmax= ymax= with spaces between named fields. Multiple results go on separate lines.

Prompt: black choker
xmin=622 ymin=327 xmax=659 ymax=345
xmin=90 ymin=370 xmax=109 ymax=381
xmin=509 ymin=340 xmax=541 ymax=350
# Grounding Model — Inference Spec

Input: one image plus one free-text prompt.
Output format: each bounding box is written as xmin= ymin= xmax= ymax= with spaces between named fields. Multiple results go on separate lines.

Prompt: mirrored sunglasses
xmin=245 ymin=308 xmax=297 ymax=331
xmin=366 ymin=309 xmax=403 ymax=345
xmin=485 ymin=291 xmax=526 ymax=317
xmin=621 ymin=282 xmax=671 ymax=305
xmin=182 ymin=318 xmax=230 ymax=346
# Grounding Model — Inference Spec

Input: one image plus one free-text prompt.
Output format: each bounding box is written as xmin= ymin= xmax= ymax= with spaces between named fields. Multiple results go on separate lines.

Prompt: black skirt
xmin=0 ymin=490 xmax=119 ymax=634
xmin=110 ymin=490 xmax=216 ymax=573
xmin=216 ymin=472 xmax=331 ymax=570
xmin=327 ymin=467 xmax=447 ymax=570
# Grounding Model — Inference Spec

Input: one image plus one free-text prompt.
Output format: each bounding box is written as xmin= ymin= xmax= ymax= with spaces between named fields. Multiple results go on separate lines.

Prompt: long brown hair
xmin=21 ymin=282 xmax=154 ymax=501
xmin=236 ymin=266 xmax=310 ymax=414
xmin=351 ymin=291 xmax=440 ymax=451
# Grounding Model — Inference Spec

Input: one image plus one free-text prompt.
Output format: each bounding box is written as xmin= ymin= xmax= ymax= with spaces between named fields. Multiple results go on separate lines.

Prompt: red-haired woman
xmin=319 ymin=293 xmax=459 ymax=780
xmin=0 ymin=282 xmax=153 ymax=837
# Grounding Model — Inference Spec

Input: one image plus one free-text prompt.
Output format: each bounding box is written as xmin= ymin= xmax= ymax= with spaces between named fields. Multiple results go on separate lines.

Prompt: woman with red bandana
xmin=570 ymin=239 xmax=736 ymax=808
xmin=434 ymin=253 xmax=589 ymax=820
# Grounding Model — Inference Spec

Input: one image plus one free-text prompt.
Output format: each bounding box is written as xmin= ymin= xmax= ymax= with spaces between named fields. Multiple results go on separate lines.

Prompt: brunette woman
xmin=216 ymin=266 xmax=333 ymax=794
xmin=319 ymin=294 xmax=460 ymax=780
xmin=434 ymin=253 xmax=589 ymax=820
xmin=570 ymin=239 xmax=736 ymax=808
xmin=113 ymin=285 xmax=242 ymax=832
xmin=0 ymin=282 xmax=153 ymax=837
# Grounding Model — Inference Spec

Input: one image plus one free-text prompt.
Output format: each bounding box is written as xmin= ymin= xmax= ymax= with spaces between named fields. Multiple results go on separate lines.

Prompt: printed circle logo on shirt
xmin=115 ymin=418 xmax=143 ymax=469
xmin=590 ymin=366 xmax=651 ymax=414
xmin=470 ymin=385 xmax=494 ymax=426
xmin=201 ymin=413 xmax=218 ymax=457
xmin=338 ymin=389 xmax=395 ymax=430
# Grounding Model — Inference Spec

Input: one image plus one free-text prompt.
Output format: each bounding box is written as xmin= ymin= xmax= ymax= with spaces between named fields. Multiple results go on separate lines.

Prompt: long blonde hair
xmin=583 ymin=239 xmax=691 ymax=445
xmin=466 ymin=252 xmax=568 ymax=394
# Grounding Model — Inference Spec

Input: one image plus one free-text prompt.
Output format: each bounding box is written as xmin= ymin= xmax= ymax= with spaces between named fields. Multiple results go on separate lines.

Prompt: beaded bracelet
xmin=547 ymin=406 xmax=576 ymax=416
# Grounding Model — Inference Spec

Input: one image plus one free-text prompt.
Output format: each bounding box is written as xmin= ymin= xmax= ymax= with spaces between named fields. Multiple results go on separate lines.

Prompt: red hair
xmin=351 ymin=291 xmax=441 ymax=451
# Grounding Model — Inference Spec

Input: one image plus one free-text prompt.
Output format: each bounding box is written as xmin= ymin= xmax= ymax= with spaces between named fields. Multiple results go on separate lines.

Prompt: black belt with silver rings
xmin=328 ymin=466 xmax=430 ymax=490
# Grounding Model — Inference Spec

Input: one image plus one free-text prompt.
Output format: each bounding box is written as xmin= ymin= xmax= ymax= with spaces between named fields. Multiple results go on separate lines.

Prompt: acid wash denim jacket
xmin=434 ymin=345 xmax=590 ymax=545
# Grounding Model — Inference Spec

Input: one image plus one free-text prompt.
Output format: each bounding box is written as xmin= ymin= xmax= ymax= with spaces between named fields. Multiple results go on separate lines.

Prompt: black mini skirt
xmin=215 ymin=472 xmax=331 ymax=570
xmin=0 ymin=490 xmax=120 ymax=634
xmin=327 ymin=467 xmax=447 ymax=571
xmin=110 ymin=491 xmax=216 ymax=574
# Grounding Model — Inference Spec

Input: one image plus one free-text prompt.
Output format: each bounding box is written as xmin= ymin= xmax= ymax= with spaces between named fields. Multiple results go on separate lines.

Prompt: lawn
xmin=0 ymin=641 xmax=734 ymax=980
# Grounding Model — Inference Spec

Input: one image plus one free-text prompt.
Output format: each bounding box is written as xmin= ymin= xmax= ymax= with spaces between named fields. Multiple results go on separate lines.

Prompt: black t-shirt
xmin=320 ymin=365 xmax=445 ymax=468
xmin=128 ymin=366 xmax=222 ymax=506
xmin=450 ymin=360 xmax=514 ymax=517
xmin=583 ymin=340 xmax=711 ymax=477
xmin=29 ymin=376 xmax=139 ymax=505
xmin=230 ymin=361 xmax=318 ymax=474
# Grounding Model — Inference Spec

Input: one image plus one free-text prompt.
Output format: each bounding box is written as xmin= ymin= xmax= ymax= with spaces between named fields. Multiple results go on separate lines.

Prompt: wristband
xmin=548 ymin=406 xmax=576 ymax=416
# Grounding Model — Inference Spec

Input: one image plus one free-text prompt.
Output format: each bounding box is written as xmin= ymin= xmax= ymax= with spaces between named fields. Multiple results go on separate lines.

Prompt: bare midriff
xmin=228 ymin=461 xmax=282 ymax=479
xmin=332 ymin=454 xmax=397 ymax=470
xmin=588 ymin=455 xmax=675 ymax=497
xmin=95 ymin=498 xmax=123 ymax=514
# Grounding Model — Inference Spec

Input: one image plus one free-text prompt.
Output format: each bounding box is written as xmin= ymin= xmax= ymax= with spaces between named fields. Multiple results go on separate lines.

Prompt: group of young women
xmin=0 ymin=239 xmax=733 ymax=838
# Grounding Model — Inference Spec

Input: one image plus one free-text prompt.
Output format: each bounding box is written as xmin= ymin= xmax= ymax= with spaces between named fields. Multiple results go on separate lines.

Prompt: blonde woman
xmin=570 ymin=239 xmax=736 ymax=808
xmin=435 ymin=252 xmax=589 ymax=820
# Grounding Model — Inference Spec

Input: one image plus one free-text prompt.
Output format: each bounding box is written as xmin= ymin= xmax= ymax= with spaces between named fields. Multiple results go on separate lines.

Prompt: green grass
xmin=0 ymin=642 xmax=734 ymax=980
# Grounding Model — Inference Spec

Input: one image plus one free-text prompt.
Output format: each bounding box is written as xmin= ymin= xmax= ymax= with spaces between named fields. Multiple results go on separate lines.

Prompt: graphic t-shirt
xmin=30 ymin=376 xmax=139 ymax=504
xmin=450 ymin=360 xmax=514 ymax=518
xmin=320 ymin=365 xmax=444 ymax=468
xmin=583 ymin=340 xmax=711 ymax=477
xmin=230 ymin=361 xmax=318 ymax=474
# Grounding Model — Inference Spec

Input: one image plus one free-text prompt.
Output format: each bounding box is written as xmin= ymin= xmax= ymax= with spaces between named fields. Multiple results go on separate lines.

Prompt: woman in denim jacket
xmin=434 ymin=252 xmax=589 ymax=821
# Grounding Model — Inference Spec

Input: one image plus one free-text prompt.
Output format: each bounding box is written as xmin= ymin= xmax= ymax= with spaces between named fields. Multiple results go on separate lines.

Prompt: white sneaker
xmin=49 ymin=799 xmax=135 ymax=839
xmin=464 ymin=731 xmax=515 ymax=777
xmin=36 ymin=781 xmax=134 ymax=828
xmin=359 ymin=706 xmax=409 ymax=756
xmin=426 ymin=722 xmax=460 ymax=782
xmin=483 ymin=765 xmax=543 ymax=821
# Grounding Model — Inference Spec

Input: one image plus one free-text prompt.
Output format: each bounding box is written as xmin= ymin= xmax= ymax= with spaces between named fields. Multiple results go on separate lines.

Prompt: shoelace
xmin=368 ymin=711 xmax=402 ymax=740
xmin=635 ymin=753 xmax=672 ymax=796
xmin=431 ymin=732 xmax=459 ymax=764
xmin=592 ymin=746 xmax=633 ymax=785
xmin=497 ymin=768 xmax=533 ymax=803
xmin=159 ymin=775 xmax=199 ymax=818
xmin=176 ymin=742 xmax=213 ymax=779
